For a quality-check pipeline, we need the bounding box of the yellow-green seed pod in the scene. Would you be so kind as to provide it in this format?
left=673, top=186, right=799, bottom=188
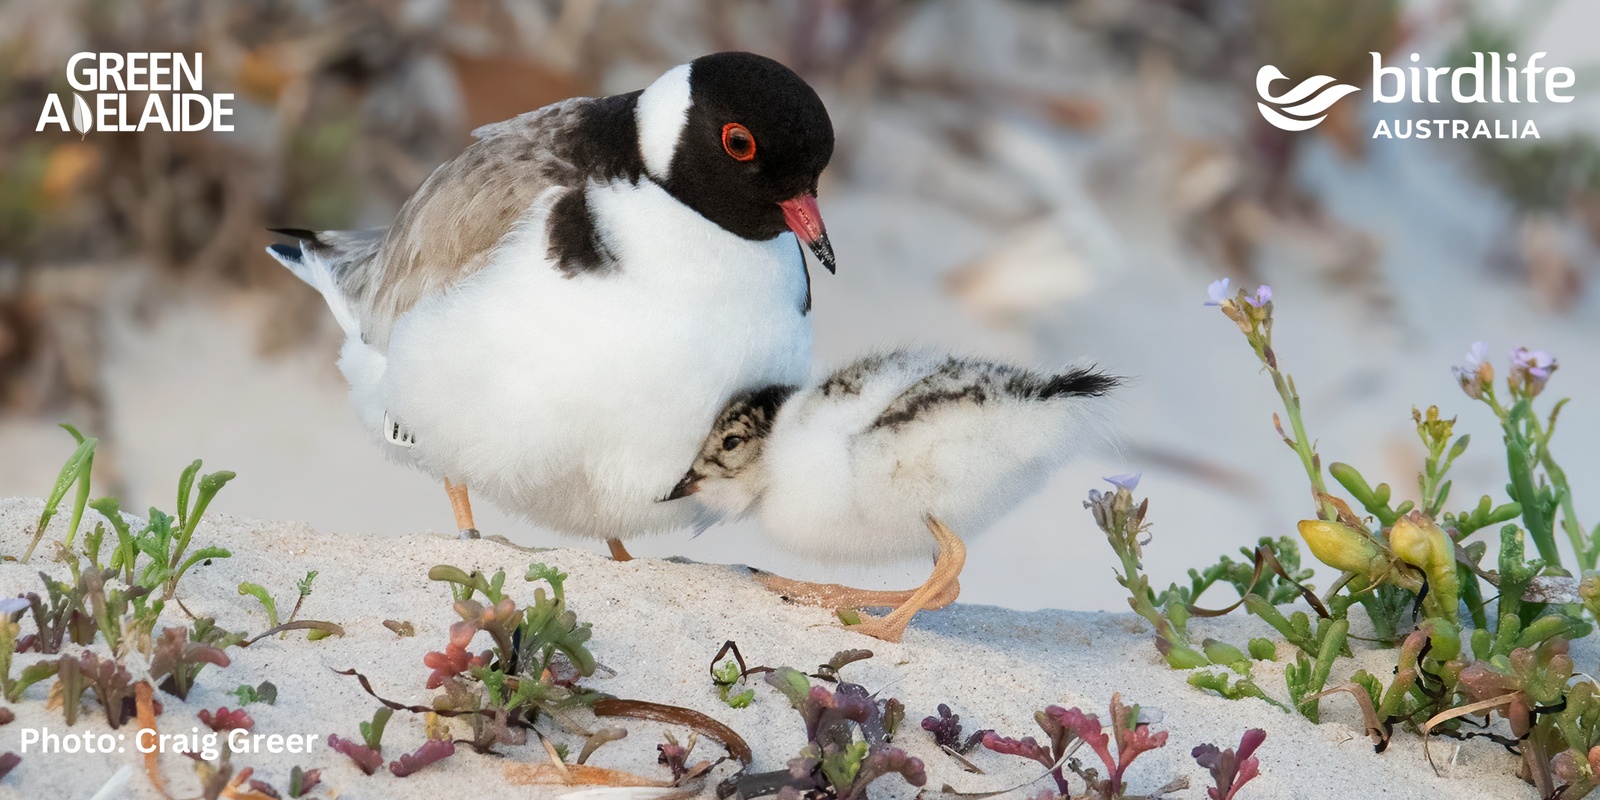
left=1155, top=637, right=1210, bottom=669
left=1579, top=573, right=1600, bottom=620
left=1422, top=617, right=1461, bottom=662
left=1390, top=513, right=1459, bottom=625
left=1202, top=638, right=1249, bottom=670
left=1389, top=514, right=1432, bottom=567
left=1297, top=520, right=1387, bottom=577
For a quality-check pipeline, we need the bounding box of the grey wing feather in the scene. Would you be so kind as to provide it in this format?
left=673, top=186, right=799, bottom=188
left=297, top=229, right=385, bottom=292
left=294, top=98, right=597, bottom=349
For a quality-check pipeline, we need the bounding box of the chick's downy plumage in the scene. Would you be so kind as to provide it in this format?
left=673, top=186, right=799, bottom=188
left=676, top=350, right=1119, bottom=563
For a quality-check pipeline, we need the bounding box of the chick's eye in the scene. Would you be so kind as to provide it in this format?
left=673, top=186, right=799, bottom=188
left=721, top=123, right=756, bottom=162
left=721, top=435, right=744, bottom=451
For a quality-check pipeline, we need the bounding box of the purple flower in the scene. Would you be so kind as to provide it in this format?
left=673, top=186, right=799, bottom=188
left=1204, top=278, right=1231, bottom=306
left=1243, top=285, right=1272, bottom=308
left=0, top=597, right=28, bottom=615
left=1105, top=473, right=1142, bottom=491
left=1512, top=347, right=1556, bottom=380
left=1509, top=346, right=1558, bottom=398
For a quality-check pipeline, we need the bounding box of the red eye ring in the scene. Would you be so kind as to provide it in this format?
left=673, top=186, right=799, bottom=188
left=721, top=123, right=756, bottom=161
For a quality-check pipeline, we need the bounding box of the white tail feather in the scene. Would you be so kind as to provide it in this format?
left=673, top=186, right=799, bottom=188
left=265, top=244, right=362, bottom=341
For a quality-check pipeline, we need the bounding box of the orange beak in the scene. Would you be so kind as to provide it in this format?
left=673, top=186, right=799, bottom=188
left=778, top=192, right=835, bottom=273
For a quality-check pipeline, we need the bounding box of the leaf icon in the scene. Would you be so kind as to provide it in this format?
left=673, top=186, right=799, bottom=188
left=72, top=93, right=91, bottom=138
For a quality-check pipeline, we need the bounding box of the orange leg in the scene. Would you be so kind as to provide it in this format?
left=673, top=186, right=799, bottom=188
left=607, top=538, right=633, bottom=562
left=445, top=478, right=480, bottom=539
left=843, top=517, right=966, bottom=643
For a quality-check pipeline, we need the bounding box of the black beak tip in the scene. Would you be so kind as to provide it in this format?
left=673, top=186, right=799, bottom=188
left=661, top=475, right=697, bottom=502
left=809, top=235, right=836, bottom=274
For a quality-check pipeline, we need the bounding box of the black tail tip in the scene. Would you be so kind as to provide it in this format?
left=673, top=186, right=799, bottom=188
left=268, top=227, right=321, bottom=242
left=267, top=243, right=302, bottom=262
left=1039, top=368, right=1121, bottom=399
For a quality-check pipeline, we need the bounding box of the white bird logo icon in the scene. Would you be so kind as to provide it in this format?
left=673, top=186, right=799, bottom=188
left=1255, top=66, right=1361, bottom=132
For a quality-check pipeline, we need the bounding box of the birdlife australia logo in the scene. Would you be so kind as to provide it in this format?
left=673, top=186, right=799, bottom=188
left=1256, top=52, right=1577, bottom=140
left=36, top=53, right=234, bottom=137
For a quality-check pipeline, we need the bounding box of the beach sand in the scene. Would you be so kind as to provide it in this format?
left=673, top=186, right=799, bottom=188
left=0, top=496, right=1579, bottom=799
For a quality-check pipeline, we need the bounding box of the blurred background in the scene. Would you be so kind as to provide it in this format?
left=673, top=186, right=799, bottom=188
left=1, top=0, right=1598, bottom=612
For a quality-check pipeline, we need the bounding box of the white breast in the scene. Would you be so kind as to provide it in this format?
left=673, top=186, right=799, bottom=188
left=377, top=179, right=812, bottom=539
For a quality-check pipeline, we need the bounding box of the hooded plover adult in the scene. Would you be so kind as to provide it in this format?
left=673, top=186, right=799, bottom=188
left=267, top=52, right=835, bottom=556
left=666, top=349, right=1118, bottom=641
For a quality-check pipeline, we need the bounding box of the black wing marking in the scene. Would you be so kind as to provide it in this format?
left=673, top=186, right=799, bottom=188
left=871, top=357, right=1119, bottom=430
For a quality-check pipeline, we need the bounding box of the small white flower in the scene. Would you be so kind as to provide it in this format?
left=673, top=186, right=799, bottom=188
left=1104, top=473, right=1142, bottom=491
left=1453, top=342, right=1492, bottom=400
left=1204, top=278, right=1231, bottom=306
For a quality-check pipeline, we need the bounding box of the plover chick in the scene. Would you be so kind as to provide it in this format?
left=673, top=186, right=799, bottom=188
left=266, top=53, right=835, bottom=555
left=666, top=349, right=1119, bottom=641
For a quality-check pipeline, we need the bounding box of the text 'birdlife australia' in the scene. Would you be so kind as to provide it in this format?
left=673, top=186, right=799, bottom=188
left=1256, top=52, right=1577, bottom=140
left=36, top=53, right=234, bottom=136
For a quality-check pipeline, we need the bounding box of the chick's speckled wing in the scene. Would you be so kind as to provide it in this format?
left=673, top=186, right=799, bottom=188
left=868, top=356, right=1118, bottom=432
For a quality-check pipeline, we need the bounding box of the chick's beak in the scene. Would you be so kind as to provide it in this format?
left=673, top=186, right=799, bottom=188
left=778, top=192, right=835, bottom=274
left=662, top=470, right=702, bottom=502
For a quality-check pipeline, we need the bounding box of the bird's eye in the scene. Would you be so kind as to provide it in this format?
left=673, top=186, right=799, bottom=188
left=721, top=123, right=756, bottom=162
left=721, top=435, right=744, bottom=451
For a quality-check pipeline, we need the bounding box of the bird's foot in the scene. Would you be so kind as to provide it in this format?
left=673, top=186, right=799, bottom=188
left=839, top=609, right=910, bottom=643
left=835, top=579, right=961, bottom=643
left=751, top=570, right=959, bottom=610
left=458, top=528, right=481, bottom=540
left=834, top=517, right=969, bottom=642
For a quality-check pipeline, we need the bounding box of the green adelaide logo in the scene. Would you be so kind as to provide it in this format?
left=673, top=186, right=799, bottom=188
left=36, top=52, right=235, bottom=135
